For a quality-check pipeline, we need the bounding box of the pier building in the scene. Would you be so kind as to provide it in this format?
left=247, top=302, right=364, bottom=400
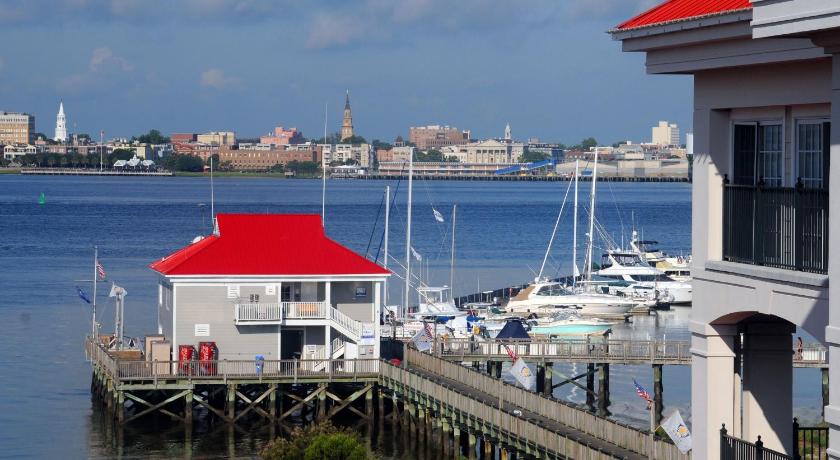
left=612, top=0, right=840, bottom=458
left=149, top=213, right=389, bottom=362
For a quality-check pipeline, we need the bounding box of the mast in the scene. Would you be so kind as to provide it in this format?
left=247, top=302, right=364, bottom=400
left=92, top=246, right=98, bottom=337
left=449, top=204, right=457, bottom=292
left=585, top=151, right=599, bottom=282
left=383, top=186, right=390, bottom=306
left=322, top=102, right=328, bottom=225
left=403, top=155, right=413, bottom=319
left=210, top=156, right=215, bottom=230
left=572, top=160, right=579, bottom=284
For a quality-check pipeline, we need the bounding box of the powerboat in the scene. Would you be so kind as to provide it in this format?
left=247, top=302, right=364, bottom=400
left=505, top=282, right=639, bottom=316
left=527, top=311, right=614, bottom=337
left=629, top=231, right=692, bottom=282
left=596, top=251, right=692, bottom=304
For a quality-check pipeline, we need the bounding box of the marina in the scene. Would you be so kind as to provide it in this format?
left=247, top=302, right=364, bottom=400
left=2, top=176, right=825, bottom=459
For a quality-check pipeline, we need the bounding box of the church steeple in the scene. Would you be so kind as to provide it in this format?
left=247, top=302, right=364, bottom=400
left=340, top=90, right=354, bottom=141
left=54, top=101, right=68, bottom=143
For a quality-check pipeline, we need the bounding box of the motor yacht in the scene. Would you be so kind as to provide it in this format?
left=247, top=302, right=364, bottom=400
left=596, top=251, right=692, bottom=304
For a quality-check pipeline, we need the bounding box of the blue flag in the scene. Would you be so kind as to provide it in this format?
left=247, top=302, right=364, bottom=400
left=77, top=286, right=91, bottom=304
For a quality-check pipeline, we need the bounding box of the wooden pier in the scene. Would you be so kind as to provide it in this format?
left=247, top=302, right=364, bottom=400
left=21, top=168, right=172, bottom=176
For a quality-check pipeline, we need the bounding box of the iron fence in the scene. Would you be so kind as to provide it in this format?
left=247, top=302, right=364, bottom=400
left=721, top=424, right=793, bottom=460
left=794, top=418, right=829, bottom=460
left=723, top=181, right=828, bottom=274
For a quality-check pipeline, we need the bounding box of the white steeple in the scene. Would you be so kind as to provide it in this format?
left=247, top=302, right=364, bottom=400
left=504, top=122, right=511, bottom=141
left=54, top=101, right=68, bottom=143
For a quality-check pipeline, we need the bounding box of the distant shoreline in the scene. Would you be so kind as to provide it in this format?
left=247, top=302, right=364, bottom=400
left=6, top=168, right=691, bottom=182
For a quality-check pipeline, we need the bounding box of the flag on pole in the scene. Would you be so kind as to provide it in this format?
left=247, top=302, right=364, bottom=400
left=661, top=410, right=692, bottom=453
left=410, top=246, right=422, bottom=261
left=633, top=379, right=652, bottom=403
left=109, top=283, right=126, bottom=297
left=96, top=260, right=106, bottom=280
left=432, top=208, right=444, bottom=223
left=509, top=357, right=536, bottom=390
left=76, top=286, right=91, bottom=304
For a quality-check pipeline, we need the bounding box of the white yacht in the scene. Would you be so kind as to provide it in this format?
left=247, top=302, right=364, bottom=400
left=505, top=282, right=639, bottom=316
left=596, top=251, right=692, bottom=304
left=629, top=231, right=692, bottom=282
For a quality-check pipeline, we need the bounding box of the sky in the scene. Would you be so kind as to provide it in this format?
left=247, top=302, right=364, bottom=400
left=0, top=0, right=693, bottom=145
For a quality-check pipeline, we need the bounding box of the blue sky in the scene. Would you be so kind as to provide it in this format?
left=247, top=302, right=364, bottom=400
left=0, top=0, right=692, bottom=144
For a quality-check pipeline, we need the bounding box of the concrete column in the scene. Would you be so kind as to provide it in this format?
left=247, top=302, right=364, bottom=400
left=742, top=321, right=795, bottom=454
left=374, top=281, right=381, bottom=359
left=690, top=322, right=738, bottom=460
left=826, top=50, right=840, bottom=460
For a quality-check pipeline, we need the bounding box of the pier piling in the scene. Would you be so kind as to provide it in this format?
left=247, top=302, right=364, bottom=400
left=653, top=364, right=663, bottom=425
left=823, top=367, right=830, bottom=419
left=543, top=362, right=553, bottom=397
left=597, top=363, right=610, bottom=417
left=586, top=363, right=595, bottom=411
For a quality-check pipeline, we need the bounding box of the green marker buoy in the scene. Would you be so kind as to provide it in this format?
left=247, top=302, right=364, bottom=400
left=38, top=192, right=46, bottom=205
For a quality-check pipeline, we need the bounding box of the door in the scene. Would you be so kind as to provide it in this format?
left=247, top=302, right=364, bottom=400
left=280, top=330, right=303, bottom=360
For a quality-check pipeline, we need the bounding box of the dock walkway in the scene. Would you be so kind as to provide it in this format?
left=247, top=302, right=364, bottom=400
left=381, top=348, right=689, bottom=459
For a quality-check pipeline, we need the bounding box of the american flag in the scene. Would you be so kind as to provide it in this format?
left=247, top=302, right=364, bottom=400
left=633, top=379, right=652, bottom=402
left=96, top=260, right=106, bottom=280
left=503, top=344, right=518, bottom=361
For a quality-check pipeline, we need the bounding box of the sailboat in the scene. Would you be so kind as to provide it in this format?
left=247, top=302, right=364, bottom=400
left=506, top=155, right=645, bottom=317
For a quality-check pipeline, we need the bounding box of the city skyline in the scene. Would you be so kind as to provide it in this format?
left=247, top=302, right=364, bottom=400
left=0, top=0, right=689, bottom=144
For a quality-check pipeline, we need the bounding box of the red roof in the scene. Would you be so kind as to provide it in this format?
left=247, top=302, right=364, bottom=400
left=616, top=0, right=751, bottom=31
left=150, top=214, right=390, bottom=277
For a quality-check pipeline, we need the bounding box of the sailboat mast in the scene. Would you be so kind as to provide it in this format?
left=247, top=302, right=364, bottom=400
left=403, top=155, right=413, bottom=319
left=449, top=204, right=456, bottom=292
left=210, top=156, right=215, bottom=229
left=322, top=102, right=327, bottom=226
left=383, top=186, right=390, bottom=306
left=92, top=246, right=98, bottom=337
left=573, top=160, right=579, bottom=284
left=585, top=151, right=599, bottom=282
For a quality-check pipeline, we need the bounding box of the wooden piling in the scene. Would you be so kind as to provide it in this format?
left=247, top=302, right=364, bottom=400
left=586, top=363, right=595, bottom=411
left=543, top=362, right=553, bottom=397
left=597, top=363, right=610, bottom=417
left=823, top=367, right=830, bottom=419
left=226, top=384, right=236, bottom=421
left=184, top=389, right=193, bottom=426
left=653, top=364, right=663, bottom=426
left=468, top=431, right=477, bottom=460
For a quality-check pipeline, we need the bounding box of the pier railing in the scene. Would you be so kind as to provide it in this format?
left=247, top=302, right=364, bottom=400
left=86, top=337, right=379, bottom=383
left=432, top=337, right=692, bottom=364
left=404, top=348, right=688, bottom=459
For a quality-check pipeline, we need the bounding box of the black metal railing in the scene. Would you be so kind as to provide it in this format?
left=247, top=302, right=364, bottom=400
left=721, top=424, right=793, bottom=460
left=793, top=418, right=829, bottom=460
left=723, top=179, right=828, bottom=274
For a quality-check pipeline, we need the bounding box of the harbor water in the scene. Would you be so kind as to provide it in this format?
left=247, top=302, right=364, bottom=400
left=0, top=175, right=824, bottom=458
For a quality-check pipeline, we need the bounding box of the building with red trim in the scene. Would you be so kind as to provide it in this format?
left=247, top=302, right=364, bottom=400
left=612, top=1, right=839, bottom=458
left=150, top=214, right=390, bottom=363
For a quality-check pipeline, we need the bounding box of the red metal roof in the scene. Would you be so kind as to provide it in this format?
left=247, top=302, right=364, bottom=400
left=149, top=214, right=390, bottom=277
left=616, top=0, right=751, bottom=31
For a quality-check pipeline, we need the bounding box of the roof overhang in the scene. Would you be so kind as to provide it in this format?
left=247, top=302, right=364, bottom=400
left=751, top=0, right=840, bottom=39
left=160, top=273, right=390, bottom=284
left=610, top=10, right=753, bottom=42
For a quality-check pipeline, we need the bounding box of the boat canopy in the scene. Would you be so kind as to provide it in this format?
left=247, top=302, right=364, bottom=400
left=495, top=320, right=530, bottom=340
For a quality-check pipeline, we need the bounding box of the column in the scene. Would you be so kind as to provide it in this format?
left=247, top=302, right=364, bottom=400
left=827, top=49, right=840, bottom=460
left=690, top=322, right=738, bottom=460
left=742, top=321, right=795, bottom=454
left=374, top=281, right=381, bottom=359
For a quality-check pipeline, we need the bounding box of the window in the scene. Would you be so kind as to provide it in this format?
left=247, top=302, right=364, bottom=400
left=733, top=122, right=783, bottom=186
left=796, top=120, right=830, bottom=189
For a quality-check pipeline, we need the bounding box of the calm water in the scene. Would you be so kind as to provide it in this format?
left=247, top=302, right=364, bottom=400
left=0, top=175, right=823, bottom=459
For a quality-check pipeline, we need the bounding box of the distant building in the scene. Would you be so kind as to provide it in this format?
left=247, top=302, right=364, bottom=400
left=196, top=131, right=236, bottom=146
left=409, top=125, right=470, bottom=151
left=375, top=146, right=414, bottom=163
left=3, top=143, right=39, bottom=160
left=219, top=144, right=321, bottom=171
left=321, top=143, right=372, bottom=168
left=651, top=121, right=680, bottom=146
left=526, top=141, right=564, bottom=163
left=260, top=126, right=303, bottom=146
left=441, top=139, right=524, bottom=164
left=171, top=133, right=197, bottom=144
left=0, top=112, right=35, bottom=145
left=173, top=142, right=218, bottom=161
left=340, top=91, right=354, bottom=141
left=54, top=102, right=68, bottom=143
left=378, top=161, right=521, bottom=176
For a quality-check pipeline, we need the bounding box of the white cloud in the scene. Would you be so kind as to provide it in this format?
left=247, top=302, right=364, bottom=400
left=305, top=13, right=375, bottom=49
left=89, top=47, right=134, bottom=72
left=200, top=68, right=240, bottom=89
left=58, top=46, right=134, bottom=91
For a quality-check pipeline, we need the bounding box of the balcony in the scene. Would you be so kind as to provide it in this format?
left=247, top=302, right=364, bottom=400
left=723, top=182, right=828, bottom=274
left=234, top=301, right=327, bottom=324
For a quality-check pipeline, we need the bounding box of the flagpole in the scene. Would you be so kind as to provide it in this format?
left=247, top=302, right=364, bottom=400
left=92, top=246, right=97, bottom=338
left=403, top=155, right=413, bottom=320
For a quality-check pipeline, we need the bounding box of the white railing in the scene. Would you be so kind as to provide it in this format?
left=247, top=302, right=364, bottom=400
left=234, top=303, right=283, bottom=323
left=331, top=337, right=347, bottom=358
left=283, top=301, right=328, bottom=319
left=329, top=307, right=363, bottom=341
